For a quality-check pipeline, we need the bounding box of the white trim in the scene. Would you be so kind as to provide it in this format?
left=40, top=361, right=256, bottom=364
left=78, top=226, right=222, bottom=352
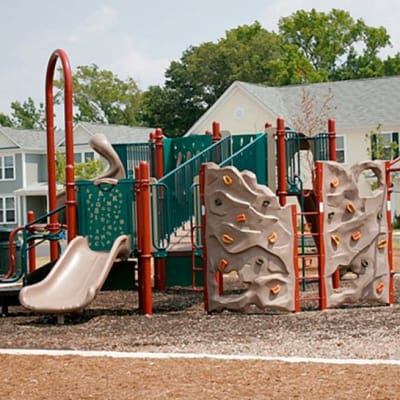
left=0, top=349, right=400, bottom=366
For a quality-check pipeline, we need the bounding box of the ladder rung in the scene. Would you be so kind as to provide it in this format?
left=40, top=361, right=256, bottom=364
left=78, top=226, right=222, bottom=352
left=299, top=276, right=320, bottom=281
left=300, top=296, right=321, bottom=302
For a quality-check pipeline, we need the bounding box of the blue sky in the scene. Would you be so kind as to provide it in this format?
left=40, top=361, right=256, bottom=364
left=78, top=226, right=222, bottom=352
left=1, top=0, right=400, bottom=117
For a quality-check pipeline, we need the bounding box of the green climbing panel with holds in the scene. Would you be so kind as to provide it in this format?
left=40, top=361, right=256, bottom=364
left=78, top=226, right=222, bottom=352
left=76, top=179, right=136, bottom=251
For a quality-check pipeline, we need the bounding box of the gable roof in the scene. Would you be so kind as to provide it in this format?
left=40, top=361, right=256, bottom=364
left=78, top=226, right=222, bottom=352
left=0, top=127, right=64, bottom=151
left=188, top=76, right=400, bottom=134
left=0, top=122, right=154, bottom=151
left=71, top=122, right=153, bottom=145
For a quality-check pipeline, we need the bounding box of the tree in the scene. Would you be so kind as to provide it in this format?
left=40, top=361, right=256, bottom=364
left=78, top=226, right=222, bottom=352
left=279, top=9, right=391, bottom=81
left=140, top=22, right=319, bottom=136
left=55, top=150, right=105, bottom=183
left=1, top=97, right=46, bottom=129
left=55, top=64, right=142, bottom=126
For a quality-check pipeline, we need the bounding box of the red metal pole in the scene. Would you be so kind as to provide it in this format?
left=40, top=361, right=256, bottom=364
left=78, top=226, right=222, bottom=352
left=276, top=117, right=287, bottom=206
left=139, top=161, right=153, bottom=315
left=27, top=211, right=36, bottom=273
left=315, top=162, right=327, bottom=310
left=45, top=49, right=76, bottom=261
left=212, top=121, right=221, bottom=143
left=292, top=204, right=300, bottom=312
left=328, top=118, right=337, bottom=161
left=154, top=128, right=166, bottom=290
left=135, top=165, right=144, bottom=311
left=386, top=161, right=395, bottom=305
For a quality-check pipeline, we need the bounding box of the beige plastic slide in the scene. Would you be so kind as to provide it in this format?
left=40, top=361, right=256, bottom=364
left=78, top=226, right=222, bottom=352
left=19, top=235, right=130, bottom=314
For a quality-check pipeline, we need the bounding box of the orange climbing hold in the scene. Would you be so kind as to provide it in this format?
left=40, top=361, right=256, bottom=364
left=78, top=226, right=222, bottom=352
left=376, top=282, right=385, bottom=294
left=268, top=231, right=278, bottom=244
left=377, top=239, right=387, bottom=249
left=351, top=231, right=362, bottom=241
left=219, top=259, right=229, bottom=271
left=346, top=202, right=356, bottom=213
left=270, top=284, right=281, bottom=295
left=222, top=233, right=234, bottom=244
left=331, top=235, right=340, bottom=246
left=236, top=213, right=247, bottom=223
left=222, top=175, right=233, bottom=186
left=330, top=178, right=339, bottom=188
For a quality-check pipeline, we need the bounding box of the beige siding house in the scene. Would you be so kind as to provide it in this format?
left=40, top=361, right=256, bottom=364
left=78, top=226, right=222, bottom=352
left=186, top=77, right=400, bottom=215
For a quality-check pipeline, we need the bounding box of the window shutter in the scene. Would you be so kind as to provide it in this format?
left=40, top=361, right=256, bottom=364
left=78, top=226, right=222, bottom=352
left=393, top=132, right=399, bottom=158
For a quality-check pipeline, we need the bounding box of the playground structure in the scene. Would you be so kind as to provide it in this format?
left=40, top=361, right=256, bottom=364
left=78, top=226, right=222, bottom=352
left=0, top=48, right=397, bottom=318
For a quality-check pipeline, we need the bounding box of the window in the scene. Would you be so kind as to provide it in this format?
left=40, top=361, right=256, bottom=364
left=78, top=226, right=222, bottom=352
left=335, top=135, right=346, bottom=163
left=74, top=151, right=95, bottom=164
left=0, top=196, right=16, bottom=224
left=371, top=132, right=399, bottom=160
left=0, top=155, right=15, bottom=180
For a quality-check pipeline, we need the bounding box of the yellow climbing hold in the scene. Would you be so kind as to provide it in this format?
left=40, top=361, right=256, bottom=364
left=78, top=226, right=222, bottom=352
left=219, top=259, right=229, bottom=271
left=377, top=239, right=387, bottom=249
left=351, top=231, right=362, bottom=241
left=222, top=175, right=233, bottom=186
left=376, top=282, right=385, bottom=294
left=222, top=233, right=234, bottom=244
left=268, top=231, right=278, bottom=244
left=330, top=178, right=339, bottom=188
left=236, top=213, right=247, bottom=223
left=346, top=202, right=356, bottom=213
left=331, top=235, right=341, bottom=246
left=270, top=284, right=281, bottom=295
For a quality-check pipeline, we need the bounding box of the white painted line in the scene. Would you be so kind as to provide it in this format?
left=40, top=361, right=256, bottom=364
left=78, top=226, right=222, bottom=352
left=1, top=348, right=400, bottom=366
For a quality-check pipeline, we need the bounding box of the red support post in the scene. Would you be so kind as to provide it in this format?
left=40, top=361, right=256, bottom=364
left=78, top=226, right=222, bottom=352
left=212, top=121, right=221, bottom=143
left=45, top=49, right=76, bottom=261
left=276, top=117, right=287, bottom=206
left=153, top=128, right=166, bottom=290
left=315, top=162, right=327, bottom=310
left=328, top=118, right=337, bottom=161
left=27, top=211, right=36, bottom=273
left=138, top=161, right=153, bottom=315
left=386, top=161, right=395, bottom=305
left=135, top=166, right=144, bottom=311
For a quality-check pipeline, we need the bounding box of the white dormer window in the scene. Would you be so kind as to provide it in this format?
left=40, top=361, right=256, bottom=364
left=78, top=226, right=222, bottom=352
left=0, top=155, right=15, bottom=181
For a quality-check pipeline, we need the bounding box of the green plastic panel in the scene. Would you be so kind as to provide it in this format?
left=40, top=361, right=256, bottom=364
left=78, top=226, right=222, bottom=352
left=76, top=179, right=136, bottom=251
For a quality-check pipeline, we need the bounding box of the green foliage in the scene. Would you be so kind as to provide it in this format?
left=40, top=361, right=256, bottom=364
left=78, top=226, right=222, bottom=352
left=279, top=9, right=391, bottom=81
left=55, top=64, right=142, bottom=126
left=56, top=150, right=105, bottom=183
left=365, top=124, right=398, bottom=160
left=1, top=97, right=46, bottom=129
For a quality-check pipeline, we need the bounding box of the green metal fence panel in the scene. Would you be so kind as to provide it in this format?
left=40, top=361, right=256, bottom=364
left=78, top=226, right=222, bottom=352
left=231, top=134, right=262, bottom=153
left=76, top=179, right=136, bottom=251
left=220, top=134, right=267, bottom=184
left=113, top=143, right=155, bottom=178
left=163, top=135, right=213, bottom=173
left=285, top=130, right=330, bottom=193
left=152, top=136, right=231, bottom=253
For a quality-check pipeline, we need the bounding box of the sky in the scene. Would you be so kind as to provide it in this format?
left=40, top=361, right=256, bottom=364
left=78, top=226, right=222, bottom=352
left=2, top=0, right=400, bottom=119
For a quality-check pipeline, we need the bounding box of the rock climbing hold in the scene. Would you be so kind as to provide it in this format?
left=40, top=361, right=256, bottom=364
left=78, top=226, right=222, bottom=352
left=222, top=233, right=234, bottom=244
left=222, top=175, right=233, bottom=186
left=377, top=211, right=383, bottom=220
left=268, top=231, right=278, bottom=244
left=331, top=235, right=340, bottom=246
left=255, top=258, right=264, bottom=266
left=270, top=284, right=281, bottom=295
left=330, top=178, right=339, bottom=188
left=219, top=259, right=229, bottom=271
left=346, top=202, right=356, bottom=213
left=377, top=239, right=387, bottom=249
left=236, top=213, right=247, bottom=223
left=351, top=231, right=361, bottom=241
left=328, top=211, right=335, bottom=220
left=262, top=199, right=270, bottom=207
left=361, top=259, right=369, bottom=268
left=214, top=198, right=223, bottom=206
left=376, top=282, right=385, bottom=294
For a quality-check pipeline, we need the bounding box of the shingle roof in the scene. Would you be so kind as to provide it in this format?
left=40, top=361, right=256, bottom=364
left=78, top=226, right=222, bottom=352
left=238, top=76, right=400, bottom=128
left=0, top=127, right=64, bottom=151
left=74, top=122, right=153, bottom=144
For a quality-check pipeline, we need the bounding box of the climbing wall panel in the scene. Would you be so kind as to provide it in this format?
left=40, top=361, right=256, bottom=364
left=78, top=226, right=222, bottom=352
left=320, top=160, right=390, bottom=307
left=203, top=163, right=297, bottom=312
